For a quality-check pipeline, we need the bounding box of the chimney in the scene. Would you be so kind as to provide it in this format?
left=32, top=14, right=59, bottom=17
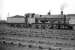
left=61, top=10, right=63, bottom=15
left=48, top=10, right=51, bottom=16
left=60, top=4, right=64, bottom=15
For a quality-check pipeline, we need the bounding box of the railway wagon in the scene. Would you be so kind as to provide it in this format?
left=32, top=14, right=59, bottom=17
left=7, top=15, right=27, bottom=28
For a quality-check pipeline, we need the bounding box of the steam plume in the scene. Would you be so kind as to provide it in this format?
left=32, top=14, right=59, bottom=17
left=60, top=3, right=67, bottom=11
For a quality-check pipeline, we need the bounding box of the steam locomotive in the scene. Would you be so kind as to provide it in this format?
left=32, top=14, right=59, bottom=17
left=6, top=11, right=73, bottom=30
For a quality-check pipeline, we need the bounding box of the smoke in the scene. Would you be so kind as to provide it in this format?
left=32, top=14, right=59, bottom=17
left=60, top=3, right=67, bottom=11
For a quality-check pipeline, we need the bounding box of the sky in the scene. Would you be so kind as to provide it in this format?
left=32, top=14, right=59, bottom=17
left=0, top=0, right=75, bottom=20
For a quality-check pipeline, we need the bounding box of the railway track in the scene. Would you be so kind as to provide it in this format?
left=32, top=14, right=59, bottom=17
left=0, top=25, right=75, bottom=50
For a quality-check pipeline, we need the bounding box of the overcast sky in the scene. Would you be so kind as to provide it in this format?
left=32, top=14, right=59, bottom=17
left=0, top=0, right=75, bottom=20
